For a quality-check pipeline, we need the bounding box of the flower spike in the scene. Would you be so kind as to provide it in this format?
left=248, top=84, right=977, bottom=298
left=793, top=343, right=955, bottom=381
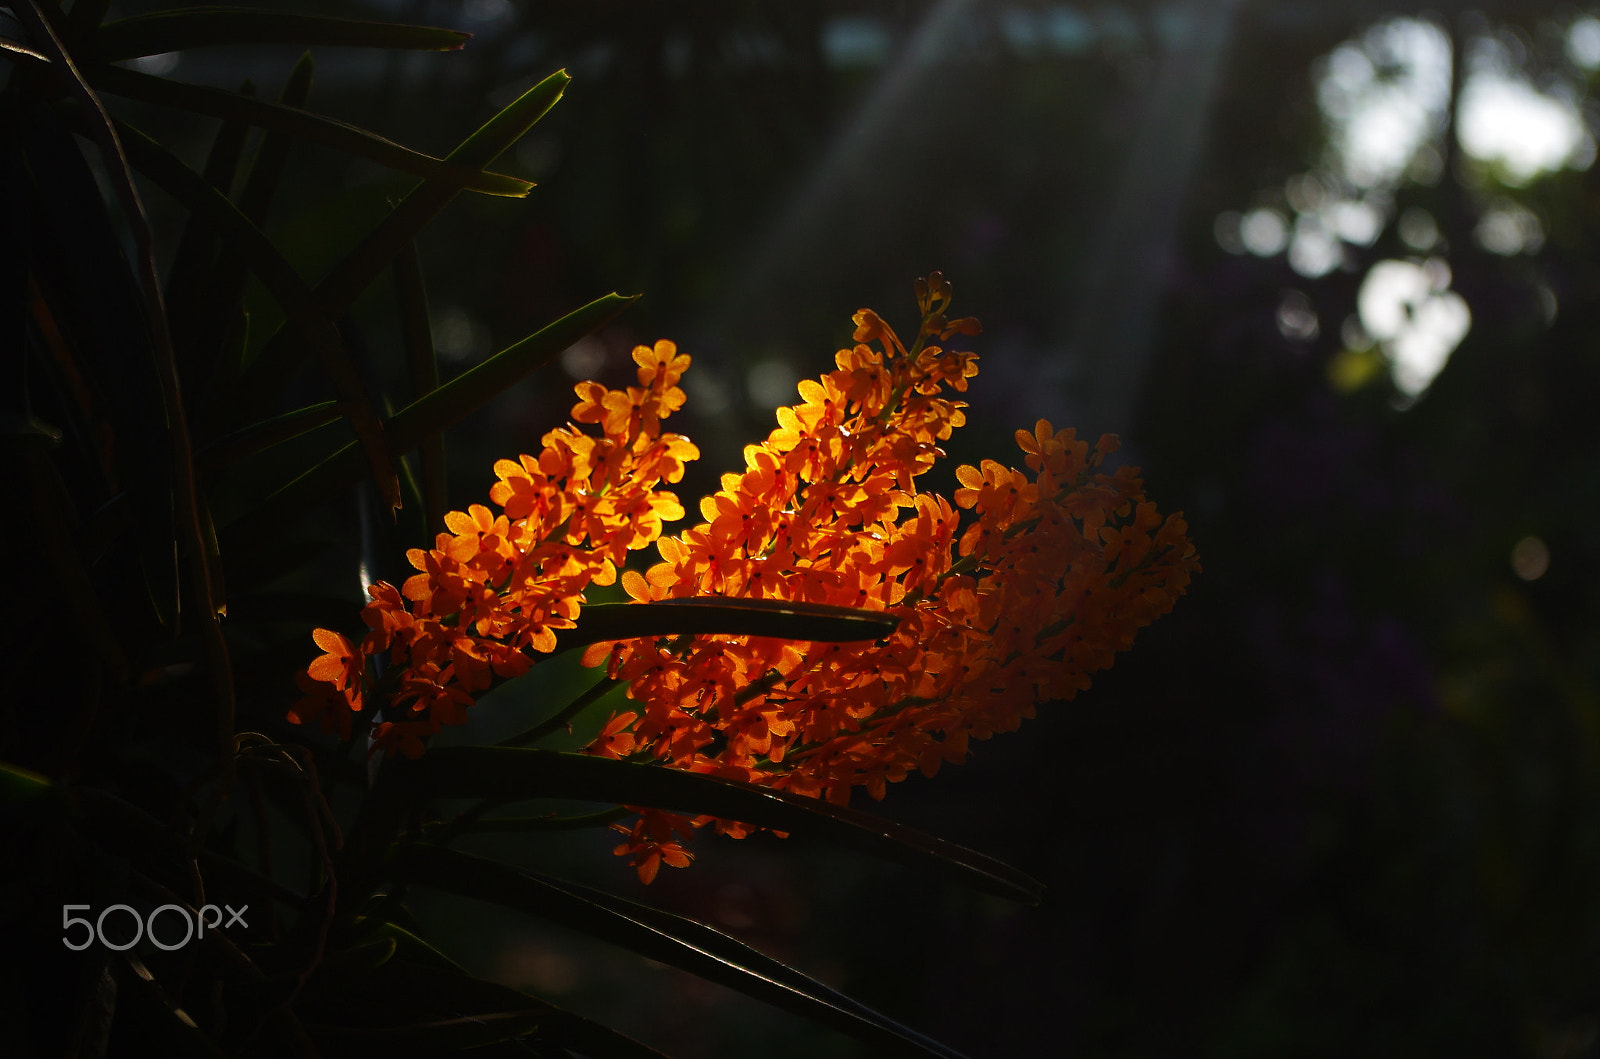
left=292, top=278, right=1196, bottom=884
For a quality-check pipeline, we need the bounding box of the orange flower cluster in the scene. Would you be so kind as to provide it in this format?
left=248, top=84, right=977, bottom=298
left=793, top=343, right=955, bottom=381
left=290, top=275, right=1197, bottom=885
left=580, top=274, right=1199, bottom=882
left=290, top=340, right=699, bottom=757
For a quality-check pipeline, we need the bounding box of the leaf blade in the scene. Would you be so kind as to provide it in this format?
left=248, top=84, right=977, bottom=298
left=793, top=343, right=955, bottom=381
left=85, top=7, right=472, bottom=61
left=230, top=68, right=569, bottom=420
left=87, top=65, right=532, bottom=197
left=386, top=290, right=635, bottom=453
left=196, top=400, right=341, bottom=472
left=312, top=67, right=570, bottom=314
left=384, top=747, right=1043, bottom=904
left=556, top=598, right=900, bottom=649
left=114, top=120, right=402, bottom=515
left=219, top=291, right=633, bottom=533
left=400, top=845, right=972, bottom=1059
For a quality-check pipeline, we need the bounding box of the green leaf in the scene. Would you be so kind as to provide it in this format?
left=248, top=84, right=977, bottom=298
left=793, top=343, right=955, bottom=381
left=219, top=292, right=633, bottom=533
left=85, top=7, right=471, bottom=61
left=0, top=414, right=63, bottom=443
left=314, top=66, right=570, bottom=310
left=0, top=761, right=55, bottom=803
left=439, top=68, right=571, bottom=169
left=556, top=598, right=900, bottom=649
left=313, top=937, right=397, bottom=978
left=231, top=68, right=568, bottom=416
left=196, top=400, right=340, bottom=471
left=386, top=291, right=634, bottom=453
left=113, top=120, right=402, bottom=515
left=379, top=747, right=1043, bottom=904
left=459, top=806, right=631, bottom=834
left=86, top=65, right=532, bottom=197
left=348, top=918, right=460, bottom=971
left=239, top=51, right=313, bottom=228
left=18, top=101, right=178, bottom=632
left=166, top=80, right=254, bottom=396
left=393, top=240, right=446, bottom=534
left=202, top=52, right=312, bottom=406
left=400, top=845, right=972, bottom=1059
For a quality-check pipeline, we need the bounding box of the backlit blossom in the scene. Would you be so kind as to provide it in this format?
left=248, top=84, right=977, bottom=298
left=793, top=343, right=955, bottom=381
left=291, top=276, right=1196, bottom=884
left=585, top=274, right=1198, bottom=879
left=291, top=340, right=699, bottom=758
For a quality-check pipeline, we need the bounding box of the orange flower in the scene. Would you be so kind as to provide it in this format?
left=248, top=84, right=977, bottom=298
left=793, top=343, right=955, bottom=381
left=587, top=711, right=640, bottom=759
left=305, top=629, right=363, bottom=707
left=582, top=273, right=1198, bottom=881
left=293, top=342, right=701, bottom=755
left=288, top=669, right=356, bottom=740
left=611, top=808, right=696, bottom=884
left=291, top=273, right=1196, bottom=888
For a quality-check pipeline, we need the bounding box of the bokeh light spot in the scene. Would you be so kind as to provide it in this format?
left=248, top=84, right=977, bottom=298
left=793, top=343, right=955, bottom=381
left=1288, top=214, right=1343, bottom=277
left=1240, top=208, right=1289, bottom=256
left=1214, top=210, right=1246, bottom=254
left=1511, top=535, right=1550, bottom=581
left=686, top=369, right=732, bottom=417
left=1315, top=18, right=1453, bottom=190
left=1458, top=72, right=1592, bottom=184
left=1357, top=259, right=1471, bottom=397
left=1398, top=207, right=1439, bottom=251
left=560, top=337, right=606, bottom=379
left=1474, top=199, right=1545, bottom=255
left=1568, top=16, right=1600, bottom=69
left=436, top=306, right=490, bottom=363
left=1277, top=290, right=1320, bottom=343
left=1328, top=347, right=1384, bottom=393
left=823, top=16, right=892, bottom=67
left=747, top=359, right=800, bottom=410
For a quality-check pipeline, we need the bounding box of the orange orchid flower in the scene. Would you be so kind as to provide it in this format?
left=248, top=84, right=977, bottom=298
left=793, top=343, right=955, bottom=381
left=291, top=274, right=1197, bottom=886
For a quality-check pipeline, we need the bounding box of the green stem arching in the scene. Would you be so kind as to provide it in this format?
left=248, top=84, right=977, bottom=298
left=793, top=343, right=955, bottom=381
left=497, top=673, right=623, bottom=748
left=457, top=806, right=632, bottom=834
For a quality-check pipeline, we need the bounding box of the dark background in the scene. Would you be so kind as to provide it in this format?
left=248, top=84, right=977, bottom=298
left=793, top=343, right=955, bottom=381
left=110, top=1, right=1600, bottom=1055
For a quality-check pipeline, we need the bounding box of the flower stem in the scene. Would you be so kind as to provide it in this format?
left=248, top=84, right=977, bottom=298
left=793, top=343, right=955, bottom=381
left=497, top=673, right=622, bottom=747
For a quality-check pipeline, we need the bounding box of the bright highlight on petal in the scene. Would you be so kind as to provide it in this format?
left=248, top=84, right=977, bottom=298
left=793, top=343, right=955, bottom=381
left=292, top=338, right=701, bottom=758
left=583, top=273, right=1198, bottom=880
left=292, top=274, right=1197, bottom=881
